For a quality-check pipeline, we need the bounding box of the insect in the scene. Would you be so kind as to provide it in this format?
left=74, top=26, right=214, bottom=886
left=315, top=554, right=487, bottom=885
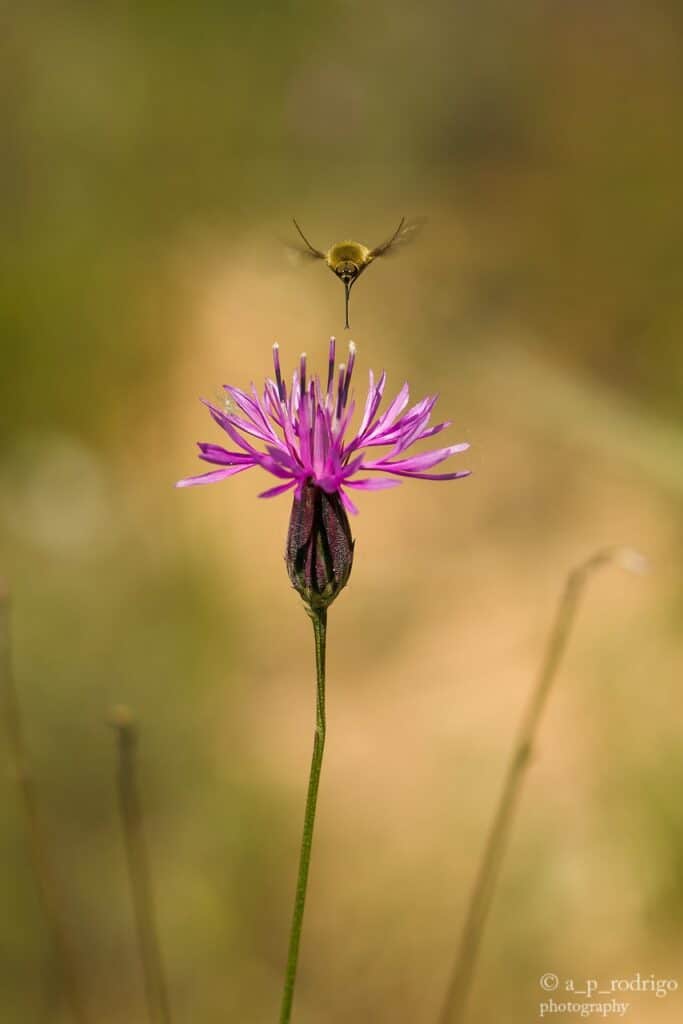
left=291, top=217, right=425, bottom=329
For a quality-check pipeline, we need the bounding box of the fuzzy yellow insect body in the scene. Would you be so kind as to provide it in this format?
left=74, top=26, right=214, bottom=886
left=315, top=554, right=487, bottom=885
left=291, top=218, right=424, bottom=329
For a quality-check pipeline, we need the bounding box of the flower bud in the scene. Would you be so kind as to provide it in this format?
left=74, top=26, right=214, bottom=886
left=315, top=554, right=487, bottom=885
left=286, top=483, right=354, bottom=611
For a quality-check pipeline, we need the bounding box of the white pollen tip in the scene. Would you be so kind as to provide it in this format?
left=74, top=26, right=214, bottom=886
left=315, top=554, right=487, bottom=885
left=273, top=342, right=279, bottom=350
left=338, top=363, right=346, bottom=372
left=348, top=341, right=356, bottom=353
left=300, top=352, right=307, bottom=359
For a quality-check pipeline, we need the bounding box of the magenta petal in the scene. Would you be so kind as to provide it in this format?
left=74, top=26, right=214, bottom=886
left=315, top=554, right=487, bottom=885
left=253, top=453, right=295, bottom=480
left=264, top=445, right=298, bottom=469
left=339, top=488, right=359, bottom=515
left=415, top=420, right=451, bottom=441
left=383, top=469, right=472, bottom=481
left=366, top=381, right=410, bottom=438
left=197, top=443, right=254, bottom=465
left=298, top=397, right=312, bottom=467
left=258, top=479, right=297, bottom=499
left=221, top=410, right=275, bottom=444
left=382, top=410, right=435, bottom=455
left=357, top=369, right=386, bottom=437
left=383, top=396, right=437, bottom=440
left=225, top=384, right=275, bottom=438
left=344, top=477, right=402, bottom=490
left=176, top=464, right=254, bottom=488
left=202, top=400, right=260, bottom=454
left=372, top=442, right=470, bottom=473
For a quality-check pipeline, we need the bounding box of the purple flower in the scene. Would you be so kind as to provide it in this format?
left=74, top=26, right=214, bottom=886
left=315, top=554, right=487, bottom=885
left=177, top=339, right=470, bottom=515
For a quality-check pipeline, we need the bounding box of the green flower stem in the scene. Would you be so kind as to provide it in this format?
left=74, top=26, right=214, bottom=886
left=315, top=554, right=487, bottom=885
left=279, top=606, right=328, bottom=1024
left=438, top=547, right=645, bottom=1024
left=0, top=586, right=91, bottom=1024
left=110, top=707, right=173, bottom=1024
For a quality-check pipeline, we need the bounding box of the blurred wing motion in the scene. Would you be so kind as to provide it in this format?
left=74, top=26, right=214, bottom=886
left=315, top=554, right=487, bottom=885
left=290, top=218, right=326, bottom=260
left=369, top=216, right=427, bottom=259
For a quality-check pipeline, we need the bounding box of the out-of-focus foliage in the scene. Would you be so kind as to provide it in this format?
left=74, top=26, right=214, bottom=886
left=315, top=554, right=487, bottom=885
left=1, top=2, right=682, bottom=1022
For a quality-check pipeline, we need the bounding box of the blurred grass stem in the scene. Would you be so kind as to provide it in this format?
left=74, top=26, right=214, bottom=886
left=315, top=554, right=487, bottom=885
left=438, top=547, right=645, bottom=1024
left=111, top=708, right=172, bottom=1024
left=0, top=587, right=91, bottom=1024
left=279, top=607, right=327, bottom=1024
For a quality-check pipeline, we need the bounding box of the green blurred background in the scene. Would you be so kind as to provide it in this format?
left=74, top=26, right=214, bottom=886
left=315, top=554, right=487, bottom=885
left=1, top=2, right=682, bottom=1022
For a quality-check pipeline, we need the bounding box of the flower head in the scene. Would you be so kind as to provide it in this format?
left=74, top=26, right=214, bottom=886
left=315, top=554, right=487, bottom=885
left=177, top=339, right=470, bottom=515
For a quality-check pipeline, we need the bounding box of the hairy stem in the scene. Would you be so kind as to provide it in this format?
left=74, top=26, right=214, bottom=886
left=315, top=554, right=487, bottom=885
left=0, top=586, right=91, bottom=1024
left=279, top=607, right=328, bottom=1024
left=110, top=707, right=172, bottom=1024
left=438, top=547, right=645, bottom=1024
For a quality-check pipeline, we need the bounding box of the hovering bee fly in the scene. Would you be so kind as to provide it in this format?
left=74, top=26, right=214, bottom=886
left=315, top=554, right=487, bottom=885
left=291, top=217, right=425, bottom=329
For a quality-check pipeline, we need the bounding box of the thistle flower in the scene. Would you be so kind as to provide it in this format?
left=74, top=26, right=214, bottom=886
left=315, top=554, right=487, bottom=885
left=176, top=337, right=470, bottom=514
left=176, top=339, right=471, bottom=1023
left=178, top=339, right=470, bottom=609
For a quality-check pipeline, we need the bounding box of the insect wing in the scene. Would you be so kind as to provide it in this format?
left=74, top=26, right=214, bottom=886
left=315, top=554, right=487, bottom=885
left=369, top=216, right=427, bottom=259
left=285, top=242, right=323, bottom=266
left=291, top=218, right=326, bottom=259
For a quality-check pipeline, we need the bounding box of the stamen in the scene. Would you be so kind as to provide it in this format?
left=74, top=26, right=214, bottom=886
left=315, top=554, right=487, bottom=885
left=341, top=340, right=356, bottom=409
left=336, top=363, right=346, bottom=419
left=299, top=352, right=307, bottom=398
left=327, top=337, right=336, bottom=398
left=314, top=374, right=325, bottom=412
left=272, top=342, right=285, bottom=401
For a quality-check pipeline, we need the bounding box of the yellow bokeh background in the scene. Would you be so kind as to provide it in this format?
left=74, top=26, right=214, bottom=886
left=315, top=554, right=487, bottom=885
left=1, top=3, right=682, bottom=1022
